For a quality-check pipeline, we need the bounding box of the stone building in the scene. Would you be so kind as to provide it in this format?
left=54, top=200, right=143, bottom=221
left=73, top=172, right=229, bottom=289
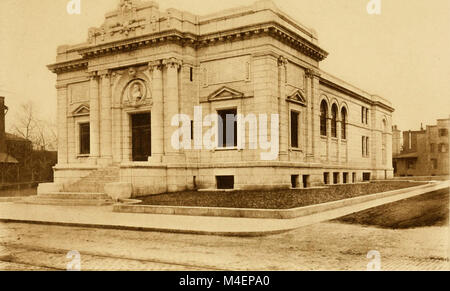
left=42, top=0, right=394, bottom=199
left=393, top=118, right=449, bottom=177
left=0, top=97, right=19, bottom=184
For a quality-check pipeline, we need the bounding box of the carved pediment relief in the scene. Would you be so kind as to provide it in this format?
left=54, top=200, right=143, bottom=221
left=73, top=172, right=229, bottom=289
left=287, top=89, right=307, bottom=106
left=72, top=104, right=90, bottom=117
left=207, top=86, right=245, bottom=102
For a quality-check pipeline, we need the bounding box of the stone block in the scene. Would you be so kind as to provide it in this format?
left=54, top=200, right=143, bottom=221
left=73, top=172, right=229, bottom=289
left=104, top=182, right=133, bottom=201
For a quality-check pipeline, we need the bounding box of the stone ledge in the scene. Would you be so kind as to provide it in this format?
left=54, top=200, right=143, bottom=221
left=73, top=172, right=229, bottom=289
left=113, top=182, right=442, bottom=219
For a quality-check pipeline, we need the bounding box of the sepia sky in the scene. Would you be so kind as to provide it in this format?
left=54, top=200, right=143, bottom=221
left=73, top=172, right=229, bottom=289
left=0, top=0, right=449, bottom=132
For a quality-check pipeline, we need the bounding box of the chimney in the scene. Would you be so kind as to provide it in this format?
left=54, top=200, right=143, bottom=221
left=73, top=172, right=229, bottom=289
left=0, top=96, right=6, bottom=153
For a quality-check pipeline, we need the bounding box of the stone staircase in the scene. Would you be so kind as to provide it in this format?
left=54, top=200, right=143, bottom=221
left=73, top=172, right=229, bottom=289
left=62, top=167, right=120, bottom=193
left=22, top=167, right=120, bottom=206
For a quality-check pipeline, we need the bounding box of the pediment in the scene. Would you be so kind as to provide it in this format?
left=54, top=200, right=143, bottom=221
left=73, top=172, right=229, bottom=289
left=208, top=86, right=245, bottom=102
left=72, top=104, right=90, bottom=116
left=287, top=89, right=307, bottom=106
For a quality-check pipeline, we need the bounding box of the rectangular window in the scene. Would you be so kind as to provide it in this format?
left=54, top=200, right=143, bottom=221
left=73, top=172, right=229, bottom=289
left=343, top=173, right=348, bottom=184
left=302, top=175, right=310, bottom=189
left=333, top=172, right=339, bottom=184
left=439, top=129, right=448, bottom=137
left=363, top=173, right=371, bottom=182
left=362, top=107, right=369, bottom=124
left=323, top=172, right=330, bottom=185
left=291, top=175, right=299, bottom=189
left=366, top=137, right=370, bottom=157
left=430, top=143, right=436, bottom=153
left=352, top=173, right=356, bottom=183
left=216, top=176, right=235, bottom=190
left=79, top=123, right=90, bottom=155
left=290, top=111, right=299, bottom=148
left=362, top=136, right=366, bottom=156
left=218, top=109, right=237, bottom=148
left=190, top=67, right=193, bottom=82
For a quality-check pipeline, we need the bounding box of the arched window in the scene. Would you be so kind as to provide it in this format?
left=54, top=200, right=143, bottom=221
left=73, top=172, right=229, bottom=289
left=331, top=104, right=338, bottom=138
left=341, top=107, right=347, bottom=140
left=320, top=100, right=328, bottom=136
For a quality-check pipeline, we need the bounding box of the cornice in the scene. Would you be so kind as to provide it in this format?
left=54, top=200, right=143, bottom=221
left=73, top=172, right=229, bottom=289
left=319, top=77, right=395, bottom=113
left=48, top=22, right=328, bottom=74
left=48, top=59, right=88, bottom=74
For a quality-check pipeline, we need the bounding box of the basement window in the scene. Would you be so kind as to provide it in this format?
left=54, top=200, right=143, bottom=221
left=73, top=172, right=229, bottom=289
left=323, top=172, right=330, bottom=185
left=363, top=173, right=371, bottom=182
left=217, top=176, right=234, bottom=190
left=291, top=175, right=299, bottom=189
left=302, top=175, right=310, bottom=188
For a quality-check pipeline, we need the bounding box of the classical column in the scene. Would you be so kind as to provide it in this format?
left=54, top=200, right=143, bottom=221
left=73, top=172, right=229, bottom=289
left=278, top=56, right=288, bottom=161
left=89, top=73, right=100, bottom=163
left=56, top=85, right=68, bottom=165
left=162, top=57, right=182, bottom=162
left=305, top=69, right=313, bottom=161
left=337, top=118, right=342, bottom=164
left=149, top=60, right=164, bottom=163
left=99, top=70, right=112, bottom=165
left=307, top=68, right=321, bottom=163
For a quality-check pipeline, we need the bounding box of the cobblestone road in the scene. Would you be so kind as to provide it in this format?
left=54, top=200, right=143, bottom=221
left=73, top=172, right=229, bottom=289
left=0, top=220, right=447, bottom=271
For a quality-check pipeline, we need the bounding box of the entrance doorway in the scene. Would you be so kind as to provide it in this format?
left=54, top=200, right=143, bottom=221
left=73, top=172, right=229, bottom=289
left=131, top=113, right=151, bottom=162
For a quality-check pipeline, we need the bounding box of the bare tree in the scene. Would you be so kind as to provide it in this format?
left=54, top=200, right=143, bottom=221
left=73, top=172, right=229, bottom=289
left=10, top=101, right=57, bottom=151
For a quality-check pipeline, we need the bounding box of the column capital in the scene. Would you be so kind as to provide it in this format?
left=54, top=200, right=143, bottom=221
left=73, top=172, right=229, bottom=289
left=88, top=71, right=99, bottom=81
left=148, top=60, right=163, bottom=71
left=98, top=69, right=112, bottom=79
left=162, top=57, right=183, bottom=70
left=305, top=67, right=321, bottom=78
left=277, top=56, right=288, bottom=67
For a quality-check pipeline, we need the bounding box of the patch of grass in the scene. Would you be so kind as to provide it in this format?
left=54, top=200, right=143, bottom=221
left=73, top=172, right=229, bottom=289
left=138, top=181, right=426, bottom=210
left=335, top=189, right=449, bottom=229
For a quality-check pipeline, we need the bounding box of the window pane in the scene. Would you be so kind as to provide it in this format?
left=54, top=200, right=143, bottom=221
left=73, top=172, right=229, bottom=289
left=341, top=109, right=347, bottom=139
left=80, top=123, right=90, bottom=155
left=218, top=109, right=237, bottom=148
left=320, top=101, right=328, bottom=136
left=291, top=111, right=299, bottom=148
left=331, top=105, right=337, bottom=138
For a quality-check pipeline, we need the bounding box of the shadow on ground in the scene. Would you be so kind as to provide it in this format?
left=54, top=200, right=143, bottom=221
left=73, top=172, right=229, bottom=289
left=334, top=189, right=449, bottom=229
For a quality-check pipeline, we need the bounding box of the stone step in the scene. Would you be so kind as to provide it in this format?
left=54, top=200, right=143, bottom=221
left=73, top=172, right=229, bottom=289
left=38, top=192, right=110, bottom=200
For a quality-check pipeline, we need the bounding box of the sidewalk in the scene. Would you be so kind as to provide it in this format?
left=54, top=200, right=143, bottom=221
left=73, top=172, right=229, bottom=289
left=0, top=181, right=448, bottom=236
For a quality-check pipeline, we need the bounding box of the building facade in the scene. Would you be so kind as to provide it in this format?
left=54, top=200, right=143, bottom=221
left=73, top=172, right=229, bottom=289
left=43, top=0, right=394, bottom=198
left=393, top=118, right=449, bottom=177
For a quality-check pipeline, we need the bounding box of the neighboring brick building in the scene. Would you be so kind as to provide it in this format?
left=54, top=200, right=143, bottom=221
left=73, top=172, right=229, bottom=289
left=42, top=0, right=394, bottom=198
left=393, top=118, right=449, bottom=177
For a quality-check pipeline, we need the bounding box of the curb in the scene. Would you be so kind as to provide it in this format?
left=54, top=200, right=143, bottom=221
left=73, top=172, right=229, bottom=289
left=113, top=182, right=445, bottom=219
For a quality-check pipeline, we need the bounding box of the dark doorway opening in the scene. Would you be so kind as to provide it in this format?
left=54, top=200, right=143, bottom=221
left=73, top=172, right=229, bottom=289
left=131, top=113, right=151, bottom=162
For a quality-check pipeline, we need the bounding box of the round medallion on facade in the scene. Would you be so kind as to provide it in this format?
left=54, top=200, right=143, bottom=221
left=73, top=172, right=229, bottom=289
left=126, top=79, right=148, bottom=107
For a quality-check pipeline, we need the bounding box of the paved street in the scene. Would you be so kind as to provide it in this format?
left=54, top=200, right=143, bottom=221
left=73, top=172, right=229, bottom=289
left=0, top=220, right=448, bottom=271
left=0, top=188, right=448, bottom=271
